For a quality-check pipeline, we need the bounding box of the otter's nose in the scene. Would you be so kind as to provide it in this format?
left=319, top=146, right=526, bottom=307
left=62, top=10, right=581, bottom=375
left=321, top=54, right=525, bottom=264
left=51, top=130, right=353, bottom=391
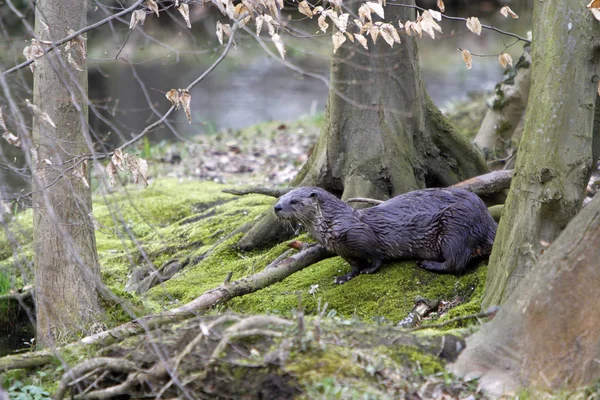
left=274, top=204, right=282, bottom=213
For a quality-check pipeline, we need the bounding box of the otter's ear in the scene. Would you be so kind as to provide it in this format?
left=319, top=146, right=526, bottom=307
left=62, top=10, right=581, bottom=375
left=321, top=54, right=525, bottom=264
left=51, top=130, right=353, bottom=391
left=309, top=191, right=318, bottom=199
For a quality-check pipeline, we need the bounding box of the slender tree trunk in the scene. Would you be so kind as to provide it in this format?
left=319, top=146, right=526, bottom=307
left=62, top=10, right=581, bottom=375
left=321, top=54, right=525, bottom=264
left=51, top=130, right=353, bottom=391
left=32, top=0, right=103, bottom=346
left=450, top=181, right=600, bottom=395
left=481, top=0, right=600, bottom=308
left=238, top=0, right=487, bottom=250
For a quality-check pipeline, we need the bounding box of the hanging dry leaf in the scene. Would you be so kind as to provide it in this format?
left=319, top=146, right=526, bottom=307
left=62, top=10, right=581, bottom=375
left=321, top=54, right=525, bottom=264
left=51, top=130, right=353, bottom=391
left=256, top=15, right=264, bottom=35
left=366, top=2, right=384, bottom=19
left=166, top=89, right=180, bottom=109
left=587, top=0, right=600, bottom=21
left=397, top=20, right=404, bottom=29
left=178, top=3, right=191, bottom=28
left=368, top=24, right=379, bottom=43
left=216, top=21, right=224, bottom=45
left=0, top=109, right=19, bottom=148
left=404, top=20, right=413, bottom=36
left=179, top=89, right=192, bottom=123
left=334, top=13, right=349, bottom=32
left=106, top=161, right=117, bottom=186
left=126, top=154, right=148, bottom=186
left=597, top=80, right=600, bottom=96
left=312, top=6, right=323, bottom=15
left=428, top=9, right=442, bottom=21
left=354, top=33, right=368, bottom=50
left=145, top=0, right=159, bottom=16
left=466, top=16, right=482, bottom=36
left=421, top=10, right=442, bottom=39
left=271, top=33, right=286, bottom=59
left=437, top=0, right=445, bottom=12
left=112, top=148, right=125, bottom=171
left=318, top=15, right=329, bottom=32
left=26, top=99, right=56, bottom=128
left=461, top=49, right=472, bottom=69
left=298, top=1, right=313, bottom=18
left=499, top=5, right=518, bottom=18
left=264, top=14, right=276, bottom=36
left=411, top=20, right=423, bottom=37
left=332, top=31, right=346, bottom=54
left=358, top=4, right=372, bottom=23
left=73, top=161, right=90, bottom=188
left=233, top=3, right=246, bottom=17
left=329, top=0, right=342, bottom=8
left=239, top=15, right=252, bottom=28
left=379, top=25, right=394, bottom=47
left=345, top=32, right=354, bottom=42
left=129, top=9, right=146, bottom=29
left=498, top=53, right=513, bottom=69
left=22, top=39, right=45, bottom=72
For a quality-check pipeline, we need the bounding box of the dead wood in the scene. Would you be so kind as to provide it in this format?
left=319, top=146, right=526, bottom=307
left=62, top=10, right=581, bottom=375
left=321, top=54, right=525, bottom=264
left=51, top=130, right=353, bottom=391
left=222, top=187, right=292, bottom=197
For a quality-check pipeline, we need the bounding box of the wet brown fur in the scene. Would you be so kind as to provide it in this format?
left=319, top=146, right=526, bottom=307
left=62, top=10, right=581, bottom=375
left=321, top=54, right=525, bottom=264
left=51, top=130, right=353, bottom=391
left=274, top=186, right=497, bottom=284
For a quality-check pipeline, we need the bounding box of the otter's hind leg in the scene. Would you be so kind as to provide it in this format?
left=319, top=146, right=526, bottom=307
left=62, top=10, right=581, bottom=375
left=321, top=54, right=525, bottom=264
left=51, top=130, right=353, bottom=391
left=360, top=258, right=383, bottom=275
left=419, top=245, right=472, bottom=274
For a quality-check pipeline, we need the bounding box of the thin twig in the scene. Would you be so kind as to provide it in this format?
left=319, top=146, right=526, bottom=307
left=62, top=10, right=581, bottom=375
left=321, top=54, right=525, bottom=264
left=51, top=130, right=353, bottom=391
left=406, top=306, right=499, bottom=331
left=2, top=0, right=145, bottom=76
left=386, top=2, right=531, bottom=44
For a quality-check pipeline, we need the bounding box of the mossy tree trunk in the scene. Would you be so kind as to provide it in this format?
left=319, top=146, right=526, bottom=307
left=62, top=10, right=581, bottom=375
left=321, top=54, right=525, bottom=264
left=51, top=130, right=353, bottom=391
left=481, top=0, right=600, bottom=309
left=238, top=0, right=487, bottom=250
left=32, top=0, right=103, bottom=346
left=451, top=180, right=600, bottom=394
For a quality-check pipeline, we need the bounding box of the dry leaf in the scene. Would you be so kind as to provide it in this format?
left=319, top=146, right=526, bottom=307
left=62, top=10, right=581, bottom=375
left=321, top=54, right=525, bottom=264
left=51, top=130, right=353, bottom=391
left=498, top=53, right=513, bottom=69
left=354, top=33, right=368, bottom=50
left=298, top=1, right=313, bottom=18
left=437, top=0, right=445, bottom=12
left=239, top=15, right=252, bottom=28
left=588, top=0, right=600, bottom=7
left=178, top=3, right=191, bottom=28
left=1, top=108, right=20, bottom=148
left=106, top=161, right=117, bottom=186
left=22, top=39, right=45, bottom=72
left=329, top=0, right=342, bottom=8
left=404, top=20, right=413, bottom=36
left=345, top=32, right=354, bottom=42
left=318, top=15, right=329, bottom=32
left=461, top=49, right=472, bottom=69
left=271, top=33, right=286, bottom=59
left=466, top=16, right=482, bottom=36
left=358, top=4, right=371, bottom=22
left=73, top=161, right=90, bottom=188
left=112, top=149, right=125, bottom=171
left=166, top=89, right=180, bottom=108
left=334, top=13, right=349, bottom=32
left=379, top=25, right=394, bottom=47
left=216, top=21, right=224, bottom=45
left=421, top=10, right=442, bottom=39
left=591, top=7, right=600, bottom=21
left=264, top=14, right=276, bottom=35
left=26, top=99, right=56, bottom=128
left=233, top=3, right=247, bottom=18
left=145, top=0, right=159, bottom=16
left=598, top=80, right=600, bottom=97
left=312, top=5, right=323, bottom=15
left=412, top=20, right=423, bottom=38
left=332, top=31, right=346, bottom=54
left=129, top=9, right=146, bottom=29
left=126, top=154, right=148, bottom=186
left=368, top=23, right=379, bottom=43
left=588, top=0, right=600, bottom=21
left=366, top=2, right=384, bottom=19
left=256, top=15, right=264, bottom=35
left=397, top=20, right=404, bottom=29
left=500, top=5, right=518, bottom=18
left=179, top=89, right=192, bottom=123
left=428, top=9, right=442, bottom=21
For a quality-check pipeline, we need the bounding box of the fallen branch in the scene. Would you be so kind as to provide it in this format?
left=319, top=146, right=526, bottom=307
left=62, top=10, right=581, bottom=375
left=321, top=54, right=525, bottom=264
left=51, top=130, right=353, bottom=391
left=406, top=306, right=500, bottom=332
left=451, top=169, right=513, bottom=196
left=222, top=187, right=292, bottom=198
left=0, top=244, right=333, bottom=372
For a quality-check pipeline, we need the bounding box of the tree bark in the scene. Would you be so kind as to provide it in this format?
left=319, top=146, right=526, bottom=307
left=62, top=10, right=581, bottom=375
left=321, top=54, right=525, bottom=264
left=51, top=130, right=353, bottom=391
left=238, top=0, right=487, bottom=250
left=32, top=0, right=103, bottom=346
left=482, top=0, right=600, bottom=308
left=450, top=181, right=600, bottom=395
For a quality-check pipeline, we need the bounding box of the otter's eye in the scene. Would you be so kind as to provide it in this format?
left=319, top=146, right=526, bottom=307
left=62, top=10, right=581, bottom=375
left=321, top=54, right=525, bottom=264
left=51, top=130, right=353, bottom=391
left=290, top=199, right=298, bottom=205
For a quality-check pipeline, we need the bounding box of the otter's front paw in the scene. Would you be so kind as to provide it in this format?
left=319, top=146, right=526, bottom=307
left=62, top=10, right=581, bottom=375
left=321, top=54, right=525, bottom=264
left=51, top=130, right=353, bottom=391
left=334, top=275, right=351, bottom=284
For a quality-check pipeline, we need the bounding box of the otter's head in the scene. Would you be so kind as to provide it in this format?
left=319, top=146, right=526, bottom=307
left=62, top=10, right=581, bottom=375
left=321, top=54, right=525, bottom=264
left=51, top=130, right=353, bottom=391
left=273, top=187, right=324, bottom=226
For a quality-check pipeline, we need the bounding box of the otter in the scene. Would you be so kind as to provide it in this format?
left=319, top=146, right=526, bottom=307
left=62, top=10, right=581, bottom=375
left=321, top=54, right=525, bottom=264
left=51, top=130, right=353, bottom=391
left=274, top=187, right=497, bottom=284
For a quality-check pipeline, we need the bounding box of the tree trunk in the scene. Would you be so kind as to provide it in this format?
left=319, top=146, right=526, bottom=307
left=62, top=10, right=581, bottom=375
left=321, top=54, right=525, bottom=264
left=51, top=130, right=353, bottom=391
left=32, top=0, right=103, bottom=346
left=473, top=47, right=532, bottom=165
left=238, top=1, right=487, bottom=250
left=450, top=182, right=600, bottom=395
left=481, top=0, right=600, bottom=308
